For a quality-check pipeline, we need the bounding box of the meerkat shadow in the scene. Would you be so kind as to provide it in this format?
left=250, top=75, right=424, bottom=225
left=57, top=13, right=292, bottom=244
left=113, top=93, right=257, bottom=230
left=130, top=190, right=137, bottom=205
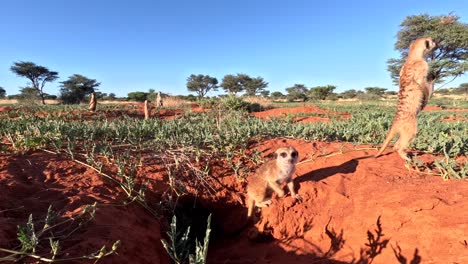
left=296, top=159, right=359, bottom=184
left=374, top=151, right=393, bottom=159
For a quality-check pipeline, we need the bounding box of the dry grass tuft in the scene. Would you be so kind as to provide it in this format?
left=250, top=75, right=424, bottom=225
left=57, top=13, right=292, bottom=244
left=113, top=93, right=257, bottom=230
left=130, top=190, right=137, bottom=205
left=160, top=96, right=192, bottom=108
left=243, top=96, right=274, bottom=109
left=0, top=99, right=60, bottom=105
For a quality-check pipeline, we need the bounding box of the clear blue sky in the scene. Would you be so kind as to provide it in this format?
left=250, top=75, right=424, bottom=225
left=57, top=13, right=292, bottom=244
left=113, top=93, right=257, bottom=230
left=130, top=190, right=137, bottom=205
left=0, top=0, right=466, bottom=97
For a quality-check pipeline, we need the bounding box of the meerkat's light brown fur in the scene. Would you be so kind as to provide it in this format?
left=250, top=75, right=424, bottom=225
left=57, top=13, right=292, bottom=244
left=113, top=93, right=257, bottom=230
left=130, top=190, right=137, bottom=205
left=88, top=92, right=97, bottom=112
left=376, top=37, right=437, bottom=160
left=144, top=100, right=150, bottom=120
left=156, top=91, right=163, bottom=107
left=247, top=146, right=301, bottom=218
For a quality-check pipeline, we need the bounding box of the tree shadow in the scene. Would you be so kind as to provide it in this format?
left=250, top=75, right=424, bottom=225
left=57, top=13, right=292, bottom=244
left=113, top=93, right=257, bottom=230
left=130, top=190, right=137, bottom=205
left=296, top=158, right=359, bottom=183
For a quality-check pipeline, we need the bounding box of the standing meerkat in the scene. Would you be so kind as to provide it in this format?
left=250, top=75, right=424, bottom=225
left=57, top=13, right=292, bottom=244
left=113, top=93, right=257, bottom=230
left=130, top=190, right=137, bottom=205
left=376, top=37, right=437, bottom=161
left=88, top=92, right=96, bottom=112
left=144, top=100, right=150, bottom=120
left=156, top=91, right=163, bottom=107
left=247, top=146, right=301, bottom=218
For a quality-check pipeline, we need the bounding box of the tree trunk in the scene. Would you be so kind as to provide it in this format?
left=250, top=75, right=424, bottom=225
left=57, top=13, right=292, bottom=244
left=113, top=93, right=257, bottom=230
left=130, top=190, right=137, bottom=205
left=40, top=93, right=46, bottom=105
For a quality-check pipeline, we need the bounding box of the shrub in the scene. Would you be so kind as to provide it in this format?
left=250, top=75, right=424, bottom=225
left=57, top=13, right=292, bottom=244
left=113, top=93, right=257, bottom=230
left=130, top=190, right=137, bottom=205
left=220, top=95, right=249, bottom=111
left=197, top=97, right=219, bottom=109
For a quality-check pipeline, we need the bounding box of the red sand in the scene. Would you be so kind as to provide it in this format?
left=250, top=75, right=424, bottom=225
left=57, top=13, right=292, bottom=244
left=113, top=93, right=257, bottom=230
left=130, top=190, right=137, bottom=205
left=424, top=106, right=468, bottom=112
left=210, top=139, right=468, bottom=264
left=1, top=138, right=467, bottom=263
left=0, top=152, right=168, bottom=264
left=441, top=115, right=468, bottom=122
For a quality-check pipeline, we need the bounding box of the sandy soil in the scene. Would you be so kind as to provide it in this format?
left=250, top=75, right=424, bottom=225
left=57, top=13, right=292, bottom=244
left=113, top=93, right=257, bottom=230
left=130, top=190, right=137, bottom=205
left=208, top=139, right=468, bottom=264
left=441, top=115, right=468, bottom=122
left=423, top=106, right=468, bottom=112
left=0, top=152, right=169, bottom=264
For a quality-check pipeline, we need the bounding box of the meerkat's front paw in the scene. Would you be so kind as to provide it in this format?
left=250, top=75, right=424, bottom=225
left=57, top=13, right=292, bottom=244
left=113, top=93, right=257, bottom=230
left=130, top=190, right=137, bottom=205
left=293, top=194, right=302, bottom=202
left=277, top=190, right=285, bottom=198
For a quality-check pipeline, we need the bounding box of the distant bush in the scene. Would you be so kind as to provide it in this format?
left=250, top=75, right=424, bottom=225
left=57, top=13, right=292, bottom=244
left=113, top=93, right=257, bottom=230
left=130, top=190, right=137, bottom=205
left=197, top=97, right=219, bottom=109
left=356, top=93, right=381, bottom=101
left=0, top=87, right=5, bottom=98
left=220, top=95, right=249, bottom=111
left=127, top=92, right=148, bottom=102
left=326, top=93, right=339, bottom=101
left=220, top=95, right=266, bottom=112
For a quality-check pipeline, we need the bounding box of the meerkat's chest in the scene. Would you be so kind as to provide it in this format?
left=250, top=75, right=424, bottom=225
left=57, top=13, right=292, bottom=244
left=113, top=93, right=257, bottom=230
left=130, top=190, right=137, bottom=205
left=276, top=165, right=295, bottom=183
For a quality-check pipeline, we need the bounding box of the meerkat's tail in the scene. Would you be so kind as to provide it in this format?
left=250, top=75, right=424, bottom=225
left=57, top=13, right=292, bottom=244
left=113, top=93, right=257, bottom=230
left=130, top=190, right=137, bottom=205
left=375, top=124, right=398, bottom=158
left=247, top=197, right=255, bottom=218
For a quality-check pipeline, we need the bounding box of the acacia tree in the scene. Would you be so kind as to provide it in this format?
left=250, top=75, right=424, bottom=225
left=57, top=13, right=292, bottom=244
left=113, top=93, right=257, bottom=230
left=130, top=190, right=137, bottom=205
left=454, top=82, right=468, bottom=96
left=387, top=14, right=468, bottom=87
left=244, top=76, right=269, bottom=96
left=341, top=89, right=359, bottom=99
left=59, top=74, right=101, bottom=104
left=364, top=87, right=387, bottom=96
left=270, top=91, right=284, bottom=99
left=10, top=61, right=59, bottom=104
left=186, top=74, right=218, bottom=98
left=0, top=87, right=5, bottom=98
left=309, top=85, right=336, bottom=100
left=221, top=74, right=245, bottom=95
left=127, top=91, right=148, bottom=102
left=107, top=93, right=117, bottom=100
left=221, top=74, right=244, bottom=94
left=285, top=84, right=308, bottom=101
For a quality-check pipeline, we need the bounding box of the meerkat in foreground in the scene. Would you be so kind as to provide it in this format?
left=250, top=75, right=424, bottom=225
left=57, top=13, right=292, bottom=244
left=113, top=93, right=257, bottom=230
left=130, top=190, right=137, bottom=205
left=375, top=37, right=437, bottom=161
left=247, top=146, right=301, bottom=218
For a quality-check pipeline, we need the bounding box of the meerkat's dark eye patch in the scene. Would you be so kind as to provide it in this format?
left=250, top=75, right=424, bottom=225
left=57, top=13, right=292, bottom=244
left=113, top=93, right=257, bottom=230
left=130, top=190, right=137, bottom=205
left=280, top=152, right=287, bottom=158
left=425, top=40, right=430, bottom=49
left=291, top=151, right=298, bottom=158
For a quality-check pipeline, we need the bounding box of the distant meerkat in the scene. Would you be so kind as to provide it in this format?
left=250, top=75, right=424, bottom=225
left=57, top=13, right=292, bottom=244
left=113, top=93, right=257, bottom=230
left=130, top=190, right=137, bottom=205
left=247, top=146, right=301, bottom=218
left=89, top=92, right=96, bottom=112
left=376, top=37, right=437, bottom=161
left=144, top=100, right=150, bottom=120
left=156, top=91, right=163, bottom=107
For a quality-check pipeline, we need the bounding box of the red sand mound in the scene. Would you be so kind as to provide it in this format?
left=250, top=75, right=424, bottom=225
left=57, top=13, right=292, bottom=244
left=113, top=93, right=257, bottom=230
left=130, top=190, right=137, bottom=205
left=208, top=139, right=468, bottom=264
left=0, top=152, right=168, bottom=264
left=0, top=107, right=13, bottom=113
left=252, top=106, right=351, bottom=123
left=0, top=107, right=186, bottom=121
left=424, top=106, right=468, bottom=112
left=441, top=115, right=468, bottom=122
